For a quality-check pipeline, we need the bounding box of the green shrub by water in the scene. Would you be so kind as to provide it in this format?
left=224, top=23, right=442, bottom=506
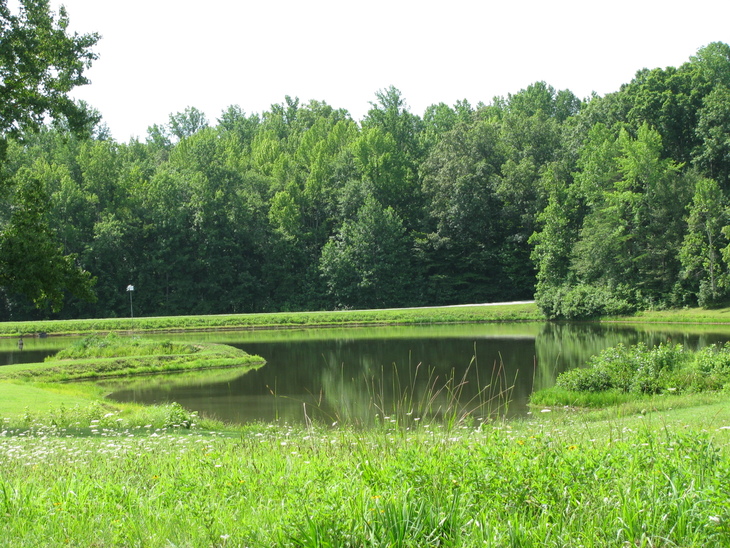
left=536, top=283, right=636, bottom=320
left=534, top=342, right=730, bottom=408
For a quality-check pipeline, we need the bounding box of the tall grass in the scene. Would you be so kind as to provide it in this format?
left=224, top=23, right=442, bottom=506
left=283, top=347, right=516, bottom=431
left=1, top=415, right=729, bottom=547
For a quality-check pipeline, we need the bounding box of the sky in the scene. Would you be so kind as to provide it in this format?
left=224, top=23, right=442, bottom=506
left=40, top=0, right=730, bottom=143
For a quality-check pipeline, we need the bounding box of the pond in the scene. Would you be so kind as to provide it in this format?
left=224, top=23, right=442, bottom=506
left=3, top=322, right=730, bottom=425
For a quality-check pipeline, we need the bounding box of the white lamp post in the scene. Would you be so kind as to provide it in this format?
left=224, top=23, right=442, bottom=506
left=126, top=284, right=135, bottom=318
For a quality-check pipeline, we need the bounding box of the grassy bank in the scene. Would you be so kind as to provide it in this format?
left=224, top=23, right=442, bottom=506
left=9, top=301, right=730, bottom=340
left=0, top=335, right=264, bottom=384
left=1, top=404, right=730, bottom=547
left=0, top=303, right=542, bottom=337
left=0, top=334, right=264, bottom=423
left=607, top=306, right=730, bottom=324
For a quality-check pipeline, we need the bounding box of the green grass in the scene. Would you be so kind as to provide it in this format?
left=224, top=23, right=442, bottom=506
left=0, top=383, right=93, bottom=417
left=0, top=336, right=264, bottom=384
left=0, top=303, right=543, bottom=337
left=0, top=334, right=264, bottom=430
left=9, top=302, right=730, bottom=340
left=5, top=307, right=730, bottom=545
left=1, top=403, right=730, bottom=547
left=607, top=305, right=730, bottom=324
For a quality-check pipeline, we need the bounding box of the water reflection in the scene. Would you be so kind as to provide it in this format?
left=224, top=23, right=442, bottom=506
left=103, top=322, right=730, bottom=425
left=107, top=333, right=538, bottom=425
left=0, top=336, right=70, bottom=365
left=3, top=323, right=730, bottom=425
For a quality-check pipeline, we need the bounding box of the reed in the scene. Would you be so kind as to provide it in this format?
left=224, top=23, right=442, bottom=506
left=285, top=348, right=516, bottom=431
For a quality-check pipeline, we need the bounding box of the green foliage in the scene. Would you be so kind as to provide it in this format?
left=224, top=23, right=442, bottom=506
left=53, top=333, right=194, bottom=360
left=14, top=400, right=205, bottom=430
left=0, top=0, right=99, bottom=141
left=320, top=196, right=412, bottom=309
left=535, top=283, right=634, bottom=320
left=0, top=420, right=729, bottom=547
left=0, top=0, right=99, bottom=315
left=680, top=176, right=729, bottom=306
left=4, top=42, right=730, bottom=318
left=553, top=342, right=730, bottom=397
left=0, top=169, right=96, bottom=311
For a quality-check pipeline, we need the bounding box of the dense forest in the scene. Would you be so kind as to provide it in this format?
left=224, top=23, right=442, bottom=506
left=2, top=9, right=730, bottom=321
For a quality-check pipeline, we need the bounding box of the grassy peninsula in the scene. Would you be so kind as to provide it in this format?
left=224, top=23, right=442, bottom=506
left=0, top=333, right=263, bottom=425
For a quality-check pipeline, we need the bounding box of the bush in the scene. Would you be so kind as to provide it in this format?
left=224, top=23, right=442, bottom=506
left=555, top=343, right=689, bottom=395
left=163, top=402, right=197, bottom=428
left=692, top=343, right=730, bottom=374
left=555, top=367, right=613, bottom=392
left=536, top=284, right=635, bottom=320
left=630, top=343, right=687, bottom=394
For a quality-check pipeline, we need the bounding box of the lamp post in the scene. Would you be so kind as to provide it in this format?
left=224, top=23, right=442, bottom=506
left=126, top=284, right=134, bottom=318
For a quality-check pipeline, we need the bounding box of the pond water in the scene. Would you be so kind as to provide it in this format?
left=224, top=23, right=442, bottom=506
left=4, top=322, right=730, bottom=425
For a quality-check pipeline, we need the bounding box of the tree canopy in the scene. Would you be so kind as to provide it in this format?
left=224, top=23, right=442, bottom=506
left=0, top=0, right=98, bottom=311
left=3, top=37, right=730, bottom=320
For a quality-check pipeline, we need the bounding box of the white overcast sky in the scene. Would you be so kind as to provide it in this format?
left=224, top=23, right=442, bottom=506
left=42, top=0, right=730, bottom=143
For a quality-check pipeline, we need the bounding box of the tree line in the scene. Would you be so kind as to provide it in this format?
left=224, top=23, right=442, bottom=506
left=2, top=4, right=729, bottom=320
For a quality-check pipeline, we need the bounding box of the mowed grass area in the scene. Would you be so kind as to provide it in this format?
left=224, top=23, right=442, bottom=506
left=609, top=306, right=730, bottom=324
left=0, top=340, right=264, bottom=383
left=0, top=383, right=93, bottom=417
left=8, top=301, right=730, bottom=339
left=0, top=302, right=542, bottom=337
left=0, top=334, right=264, bottom=425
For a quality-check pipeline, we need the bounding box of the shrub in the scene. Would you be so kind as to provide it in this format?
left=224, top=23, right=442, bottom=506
left=536, top=284, right=635, bottom=320
left=692, top=343, right=730, bottom=374
left=163, top=402, right=197, bottom=428
left=555, top=367, right=613, bottom=392
left=555, top=343, right=689, bottom=395
left=630, top=343, right=687, bottom=394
